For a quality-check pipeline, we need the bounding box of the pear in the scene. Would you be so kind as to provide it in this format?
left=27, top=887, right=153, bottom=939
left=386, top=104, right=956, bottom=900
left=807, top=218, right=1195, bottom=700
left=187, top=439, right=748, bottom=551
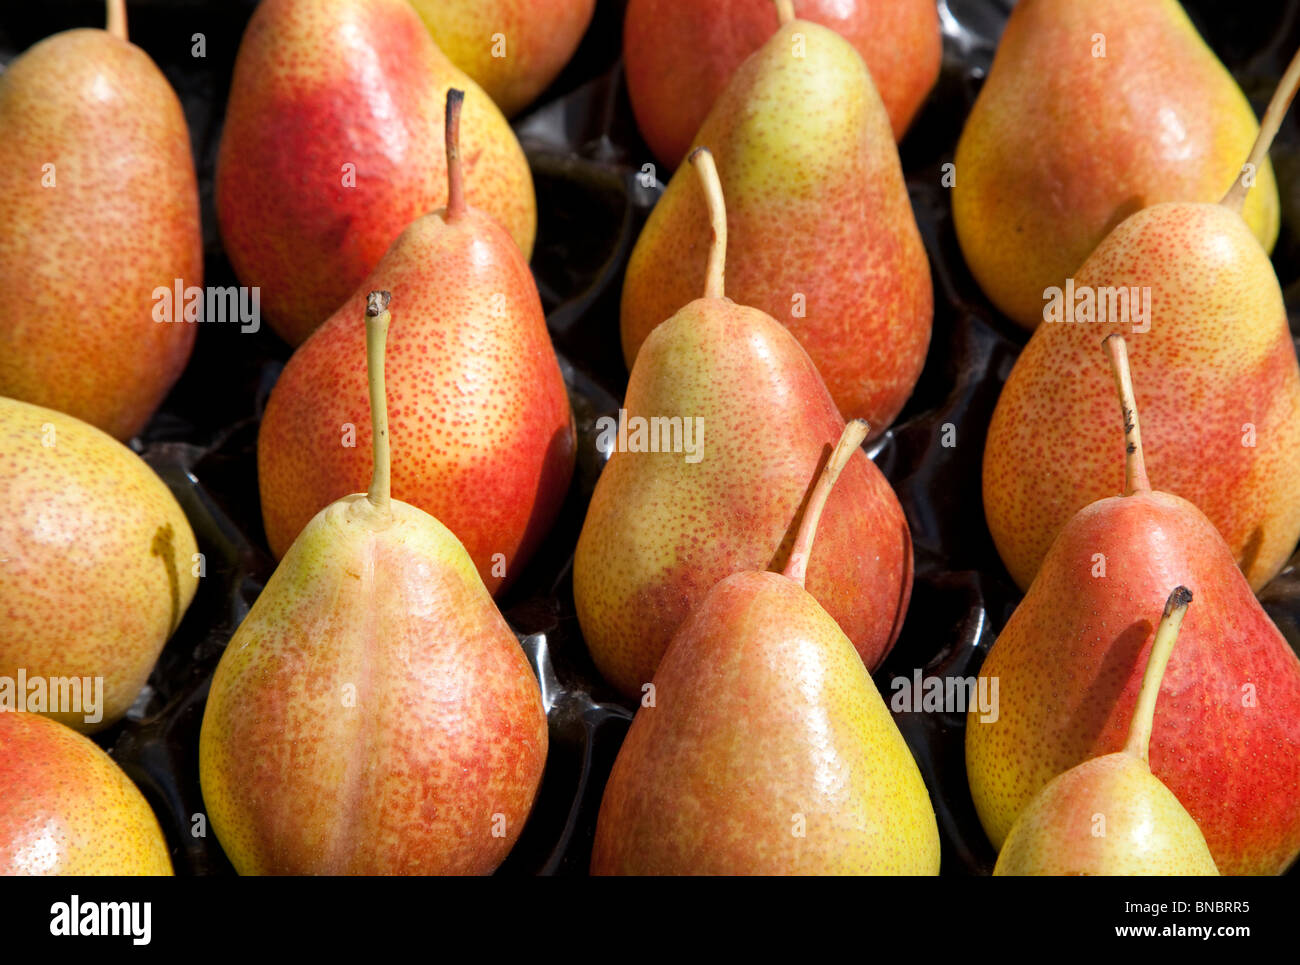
left=983, top=48, right=1300, bottom=593
left=591, top=419, right=939, bottom=875
left=953, top=0, right=1279, bottom=329
left=620, top=1, right=932, bottom=431
left=576, top=148, right=912, bottom=700
left=258, top=90, right=574, bottom=596
left=995, top=586, right=1219, bottom=876
left=0, top=712, right=172, bottom=875
left=0, top=398, right=198, bottom=733
left=624, top=0, right=941, bottom=167
left=409, top=0, right=596, bottom=117
left=215, top=0, right=536, bottom=346
left=200, top=291, right=548, bottom=875
left=969, top=336, right=1300, bottom=877
left=0, top=0, right=201, bottom=440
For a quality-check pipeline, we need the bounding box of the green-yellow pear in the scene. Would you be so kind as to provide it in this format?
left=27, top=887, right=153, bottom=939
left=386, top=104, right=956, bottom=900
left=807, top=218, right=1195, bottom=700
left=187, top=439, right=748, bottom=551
left=995, top=586, right=1219, bottom=876
left=0, top=711, right=172, bottom=875
left=954, top=0, right=1278, bottom=329
left=620, top=1, right=932, bottom=431
left=199, top=292, right=548, bottom=875
left=0, top=398, right=198, bottom=733
left=590, top=421, right=940, bottom=875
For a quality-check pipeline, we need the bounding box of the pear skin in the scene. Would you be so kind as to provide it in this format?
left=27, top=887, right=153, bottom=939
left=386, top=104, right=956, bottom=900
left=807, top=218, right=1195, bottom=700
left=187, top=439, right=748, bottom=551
left=0, top=2, right=201, bottom=440
left=953, top=0, right=1278, bottom=329
left=0, top=712, right=172, bottom=875
left=201, top=292, right=548, bottom=875
left=591, top=421, right=939, bottom=875
left=578, top=149, right=912, bottom=699
left=623, top=0, right=941, bottom=167
left=983, top=203, right=1300, bottom=593
left=995, top=587, right=1219, bottom=876
left=258, top=91, right=574, bottom=595
left=0, top=398, right=199, bottom=733
left=970, top=338, right=1300, bottom=877
left=620, top=10, right=932, bottom=431
left=215, top=0, right=536, bottom=345
left=410, top=0, right=596, bottom=117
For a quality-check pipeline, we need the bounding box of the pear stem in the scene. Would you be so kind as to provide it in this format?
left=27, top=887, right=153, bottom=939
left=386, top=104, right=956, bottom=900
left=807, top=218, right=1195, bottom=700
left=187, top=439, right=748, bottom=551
left=1103, top=334, right=1151, bottom=495
left=774, top=0, right=795, bottom=26
left=106, top=0, right=127, bottom=40
left=1221, top=45, right=1300, bottom=212
left=782, top=419, right=870, bottom=588
left=365, top=291, right=393, bottom=515
left=444, top=88, right=466, bottom=222
left=690, top=147, right=727, bottom=300
left=1124, top=586, right=1193, bottom=763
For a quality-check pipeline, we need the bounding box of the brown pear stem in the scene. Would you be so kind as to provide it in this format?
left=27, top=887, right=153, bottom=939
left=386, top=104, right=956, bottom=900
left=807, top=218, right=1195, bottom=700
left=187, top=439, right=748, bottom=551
left=106, top=0, right=127, bottom=40
left=774, top=0, right=795, bottom=26
left=690, top=147, right=727, bottom=300
left=782, top=419, right=870, bottom=588
left=444, top=88, right=466, bottom=222
left=1222, top=45, right=1300, bottom=211
left=1103, top=334, right=1151, bottom=495
left=1124, top=586, right=1193, bottom=763
left=365, top=291, right=393, bottom=514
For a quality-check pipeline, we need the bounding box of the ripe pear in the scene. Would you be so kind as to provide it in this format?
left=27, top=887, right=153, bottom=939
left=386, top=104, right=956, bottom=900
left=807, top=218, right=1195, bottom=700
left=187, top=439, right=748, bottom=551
left=0, top=398, right=199, bottom=733
left=969, top=336, right=1300, bottom=877
left=591, top=420, right=939, bottom=875
left=409, top=0, right=596, bottom=117
left=983, top=50, right=1300, bottom=592
left=0, top=712, right=172, bottom=875
left=200, top=291, right=548, bottom=875
left=624, top=0, right=940, bottom=168
left=953, top=0, right=1279, bottom=330
left=995, top=586, right=1219, bottom=876
left=0, top=0, right=201, bottom=440
left=576, top=149, right=912, bottom=700
left=620, top=2, right=932, bottom=431
left=215, top=0, right=536, bottom=346
left=259, top=91, right=574, bottom=595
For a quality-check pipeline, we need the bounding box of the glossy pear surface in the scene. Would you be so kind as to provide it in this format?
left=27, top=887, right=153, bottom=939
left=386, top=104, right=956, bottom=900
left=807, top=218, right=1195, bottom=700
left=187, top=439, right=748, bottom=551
left=0, top=712, right=172, bottom=875
left=984, top=203, right=1300, bottom=592
left=954, top=0, right=1277, bottom=328
left=0, top=398, right=198, bottom=733
left=591, top=571, right=940, bottom=875
left=215, top=0, right=536, bottom=345
left=994, top=752, right=1219, bottom=875
left=624, top=0, right=941, bottom=167
left=620, top=17, right=932, bottom=430
left=258, top=208, right=574, bottom=595
left=576, top=298, right=911, bottom=698
left=968, top=491, right=1300, bottom=876
left=0, top=24, right=200, bottom=439
left=410, top=0, right=596, bottom=117
left=199, top=495, right=548, bottom=875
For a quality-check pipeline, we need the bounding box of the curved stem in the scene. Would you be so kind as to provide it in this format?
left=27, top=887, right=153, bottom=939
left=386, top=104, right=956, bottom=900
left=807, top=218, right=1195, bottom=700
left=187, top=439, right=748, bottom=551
left=365, top=291, right=393, bottom=515
left=1124, top=586, right=1193, bottom=763
left=106, top=0, right=127, bottom=40
left=774, top=0, right=795, bottom=26
left=444, top=88, right=466, bottom=222
left=1222, top=44, right=1300, bottom=212
left=689, top=147, right=727, bottom=300
left=1103, top=334, right=1151, bottom=495
left=783, top=419, right=870, bottom=587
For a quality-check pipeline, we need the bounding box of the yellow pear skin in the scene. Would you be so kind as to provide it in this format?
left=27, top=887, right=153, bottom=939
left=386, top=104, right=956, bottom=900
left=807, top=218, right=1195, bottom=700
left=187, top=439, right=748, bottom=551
left=0, top=397, right=199, bottom=732
left=995, top=586, right=1219, bottom=876
left=954, top=0, right=1278, bottom=329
